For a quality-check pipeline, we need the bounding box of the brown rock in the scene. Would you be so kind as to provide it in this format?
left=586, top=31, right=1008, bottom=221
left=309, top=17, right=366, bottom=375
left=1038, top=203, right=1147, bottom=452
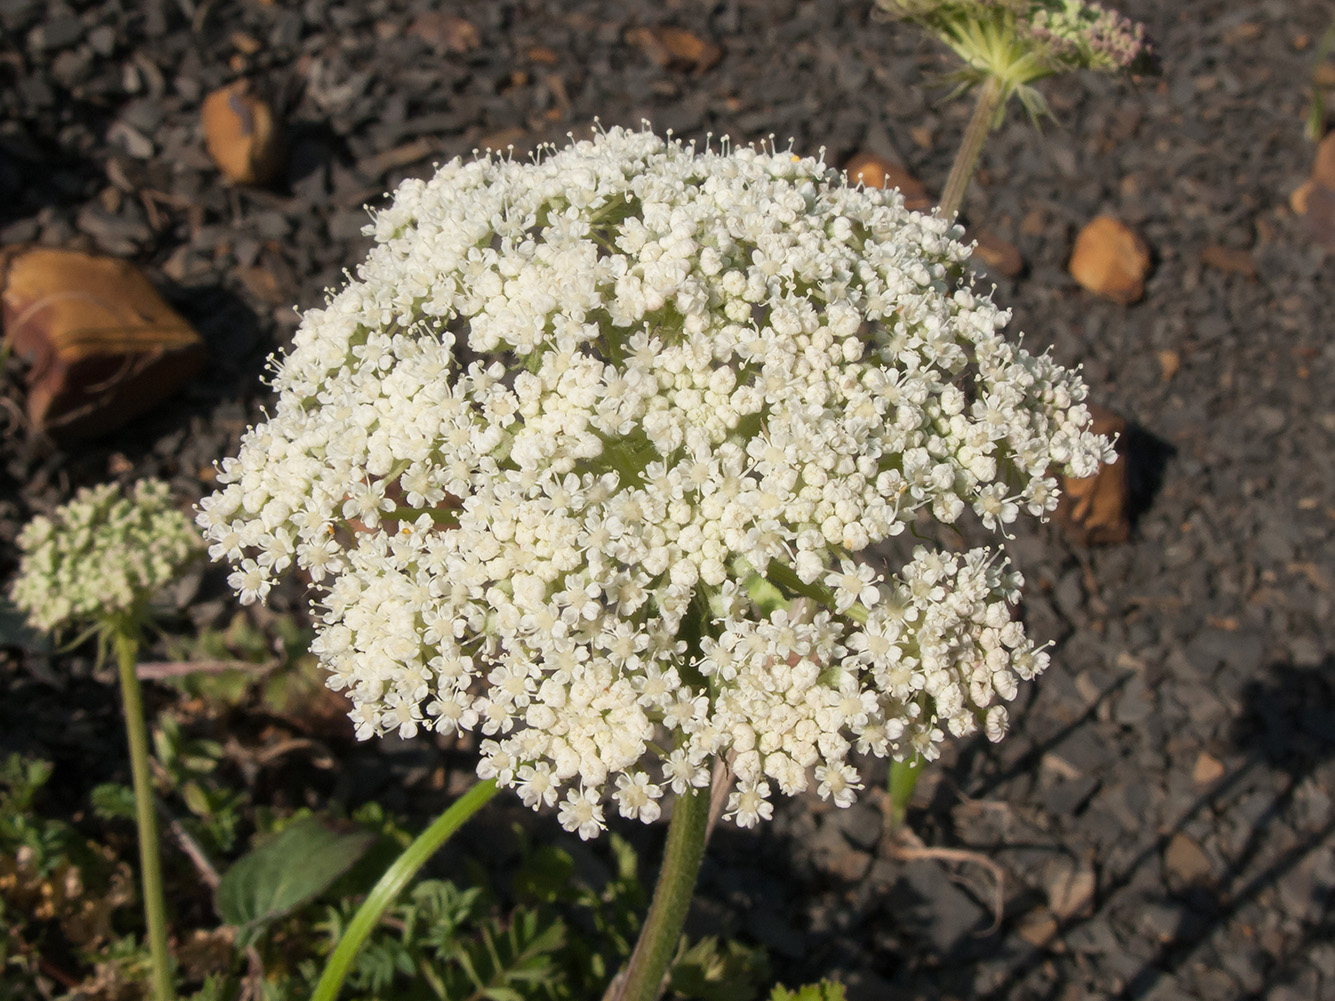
left=1, top=247, right=205, bottom=441
left=972, top=230, right=1024, bottom=277
left=1192, top=752, right=1226, bottom=786
left=843, top=152, right=932, bottom=212
left=1044, top=857, right=1096, bottom=919
left=1015, top=908, right=1060, bottom=947
left=1156, top=348, right=1180, bottom=381
left=1164, top=833, right=1214, bottom=888
left=1068, top=215, right=1151, bottom=305
left=1055, top=403, right=1130, bottom=545
left=201, top=80, right=285, bottom=186
left=626, top=26, right=722, bottom=72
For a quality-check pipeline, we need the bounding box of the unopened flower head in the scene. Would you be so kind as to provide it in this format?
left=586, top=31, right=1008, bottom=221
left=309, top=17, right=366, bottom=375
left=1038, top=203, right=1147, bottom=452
left=878, top=0, right=1154, bottom=111
left=199, top=127, right=1111, bottom=837
left=13, top=479, right=202, bottom=634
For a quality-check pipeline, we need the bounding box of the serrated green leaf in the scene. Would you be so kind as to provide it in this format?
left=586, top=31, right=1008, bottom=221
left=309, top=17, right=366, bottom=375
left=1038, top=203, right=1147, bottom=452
left=215, top=816, right=376, bottom=945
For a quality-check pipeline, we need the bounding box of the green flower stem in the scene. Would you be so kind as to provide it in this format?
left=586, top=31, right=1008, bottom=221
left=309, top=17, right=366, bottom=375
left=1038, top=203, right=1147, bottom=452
left=113, top=626, right=175, bottom=1001
left=312, top=779, right=499, bottom=1001
left=613, top=786, right=711, bottom=1001
left=887, top=754, right=923, bottom=832
left=938, top=73, right=1007, bottom=221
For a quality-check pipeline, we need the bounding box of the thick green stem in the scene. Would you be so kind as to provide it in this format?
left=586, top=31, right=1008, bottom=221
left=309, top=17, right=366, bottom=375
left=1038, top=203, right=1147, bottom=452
left=938, top=74, right=1007, bottom=221
left=312, top=779, right=499, bottom=1001
left=114, top=628, right=175, bottom=1001
left=613, top=787, right=711, bottom=1001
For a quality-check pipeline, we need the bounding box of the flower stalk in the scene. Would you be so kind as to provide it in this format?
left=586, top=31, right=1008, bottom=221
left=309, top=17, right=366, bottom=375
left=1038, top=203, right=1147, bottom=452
left=938, top=72, right=1005, bottom=220
left=312, top=780, right=499, bottom=1001
left=610, top=786, right=711, bottom=1001
left=115, top=623, right=175, bottom=1001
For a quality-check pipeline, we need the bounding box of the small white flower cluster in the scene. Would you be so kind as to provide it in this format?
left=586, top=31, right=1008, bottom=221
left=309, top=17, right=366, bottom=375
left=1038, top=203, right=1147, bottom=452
left=13, top=479, right=201, bottom=633
left=199, top=127, right=1110, bottom=837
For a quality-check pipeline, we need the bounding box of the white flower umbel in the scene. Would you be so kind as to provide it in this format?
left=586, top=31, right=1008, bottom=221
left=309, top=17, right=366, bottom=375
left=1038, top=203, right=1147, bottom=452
left=200, top=127, right=1111, bottom=838
left=14, top=479, right=201, bottom=633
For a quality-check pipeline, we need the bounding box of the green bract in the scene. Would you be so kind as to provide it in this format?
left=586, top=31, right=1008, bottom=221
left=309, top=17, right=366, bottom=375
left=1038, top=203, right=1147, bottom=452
left=878, top=0, right=1154, bottom=118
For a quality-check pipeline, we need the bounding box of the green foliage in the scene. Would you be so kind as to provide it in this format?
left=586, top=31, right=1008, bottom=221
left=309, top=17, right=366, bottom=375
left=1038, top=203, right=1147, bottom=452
left=3, top=751, right=772, bottom=1001
left=669, top=937, right=770, bottom=1001
left=162, top=612, right=320, bottom=714
left=0, top=755, right=81, bottom=877
left=769, top=980, right=849, bottom=1001
left=90, top=782, right=138, bottom=822
left=216, top=816, right=376, bottom=949
left=0, top=755, right=140, bottom=1000
left=1307, top=15, right=1335, bottom=141
left=154, top=713, right=244, bottom=853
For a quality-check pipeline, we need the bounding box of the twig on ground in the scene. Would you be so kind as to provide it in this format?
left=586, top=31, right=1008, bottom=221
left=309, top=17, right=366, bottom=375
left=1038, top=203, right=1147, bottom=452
left=887, top=827, right=1007, bottom=935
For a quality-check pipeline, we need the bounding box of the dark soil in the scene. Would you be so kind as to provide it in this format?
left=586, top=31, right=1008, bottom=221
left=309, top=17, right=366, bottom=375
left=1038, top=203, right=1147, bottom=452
left=2, top=1, right=1334, bottom=999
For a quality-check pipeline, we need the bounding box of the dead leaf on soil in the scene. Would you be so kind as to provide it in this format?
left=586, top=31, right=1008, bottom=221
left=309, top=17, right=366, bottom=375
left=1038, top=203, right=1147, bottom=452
left=1055, top=404, right=1130, bottom=545
left=1068, top=215, right=1151, bottom=305
left=843, top=152, right=932, bottom=211
left=406, top=11, right=480, bottom=53
left=1200, top=244, right=1256, bottom=278
left=0, top=246, right=205, bottom=441
left=626, top=26, right=723, bottom=72
left=201, top=80, right=285, bottom=186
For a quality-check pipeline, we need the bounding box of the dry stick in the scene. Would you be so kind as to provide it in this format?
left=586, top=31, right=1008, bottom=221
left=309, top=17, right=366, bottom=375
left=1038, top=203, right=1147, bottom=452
left=157, top=799, right=220, bottom=890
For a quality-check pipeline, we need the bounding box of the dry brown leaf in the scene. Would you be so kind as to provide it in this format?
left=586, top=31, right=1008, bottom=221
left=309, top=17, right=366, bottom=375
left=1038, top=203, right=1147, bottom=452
left=1, top=246, right=206, bottom=440
left=1068, top=215, right=1151, bottom=305
left=1200, top=244, right=1256, bottom=277
left=843, top=152, right=932, bottom=211
left=407, top=11, right=480, bottom=53
left=201, top=80, right=285, bottom=186
left=626, top=25, right=723, bottom=72
left=1313, top=131, right=1335, bottom=189
left=972, top=230, right=1024, bottom=278
left=1055, top=404, right=1130, bottom=545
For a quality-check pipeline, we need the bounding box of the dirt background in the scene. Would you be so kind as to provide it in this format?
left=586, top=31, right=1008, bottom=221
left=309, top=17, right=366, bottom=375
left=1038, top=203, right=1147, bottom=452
left=2, top=1, right=1334, bottom=999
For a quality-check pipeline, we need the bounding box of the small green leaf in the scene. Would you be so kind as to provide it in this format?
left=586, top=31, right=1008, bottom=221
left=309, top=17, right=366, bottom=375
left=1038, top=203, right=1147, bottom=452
left=90, top=783, right=137, bottom=822
left=215, top=816, right=376, bottom=946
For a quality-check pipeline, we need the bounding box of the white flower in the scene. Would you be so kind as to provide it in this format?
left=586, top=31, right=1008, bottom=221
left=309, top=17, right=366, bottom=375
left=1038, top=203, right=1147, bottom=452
left=12, top=480, right=201, bottom=634
left=200, top=127, right=1107, bottom=835
left=557, top=786, right=607, bottom=840
left=725, top=779, right=774, bottom=829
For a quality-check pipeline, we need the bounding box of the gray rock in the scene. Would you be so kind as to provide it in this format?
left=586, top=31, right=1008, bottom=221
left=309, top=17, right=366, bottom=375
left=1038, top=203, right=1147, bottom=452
left=30, top=13, right=82, bottom=50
